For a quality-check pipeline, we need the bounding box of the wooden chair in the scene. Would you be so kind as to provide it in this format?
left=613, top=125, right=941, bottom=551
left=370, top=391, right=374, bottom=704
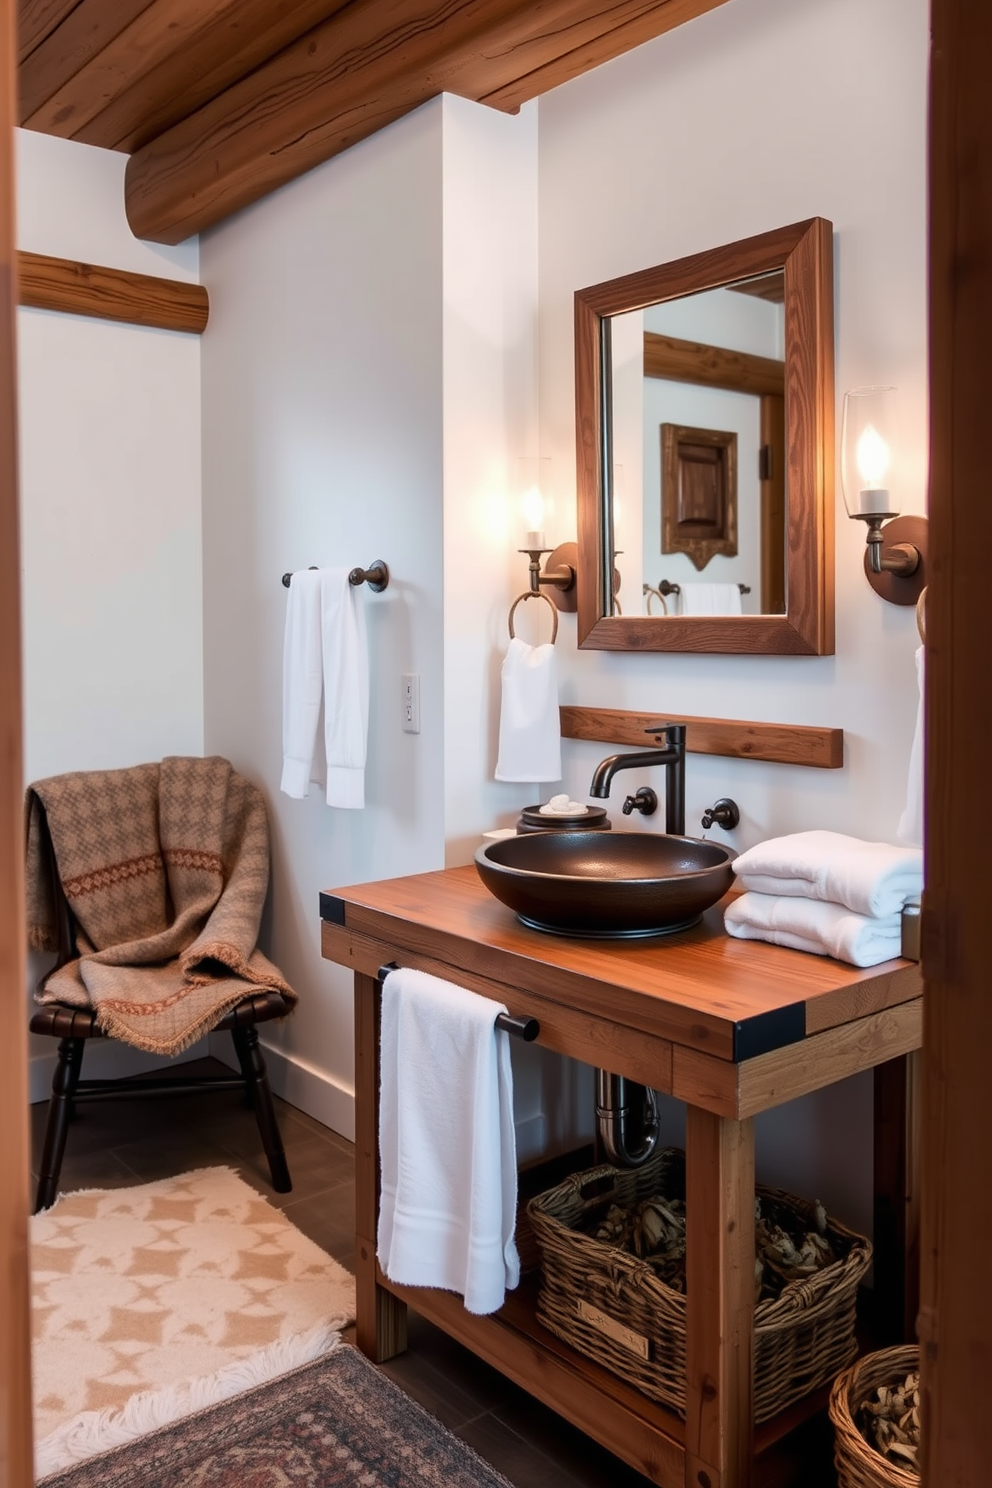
left=29, top=808, right=293, bottom=1213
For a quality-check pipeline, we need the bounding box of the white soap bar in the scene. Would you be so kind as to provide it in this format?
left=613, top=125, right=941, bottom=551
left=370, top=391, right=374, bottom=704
left=539, top=794, right=588, bottom=816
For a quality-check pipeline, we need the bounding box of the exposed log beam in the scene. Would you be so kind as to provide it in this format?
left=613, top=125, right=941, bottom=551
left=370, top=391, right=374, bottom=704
left=78, top=0, right=354, bottom=153
left=479, top=0, right=727, bottom=110
left=22, top=0, right=353, bottom=149
left=124, top=0, right=732, bottom=245
left=19, top=0, right=154, bottom=122
left=17, top=250, right=208, bottom=332
left=644, top=330, right=785, bottom=396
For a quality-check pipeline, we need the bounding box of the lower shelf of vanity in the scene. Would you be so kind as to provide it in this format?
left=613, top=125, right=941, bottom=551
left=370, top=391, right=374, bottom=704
left=373, top=1265, right=833, bottom=1488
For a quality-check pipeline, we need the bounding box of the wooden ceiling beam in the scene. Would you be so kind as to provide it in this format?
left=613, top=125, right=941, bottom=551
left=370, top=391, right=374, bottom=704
left=479, top=0, right=729, bottom=110
left=124, top=0, right=730, bottom=245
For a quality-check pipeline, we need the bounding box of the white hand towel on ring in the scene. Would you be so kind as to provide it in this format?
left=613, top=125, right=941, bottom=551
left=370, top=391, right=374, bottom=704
left=495, top=637, right=562, bottom=783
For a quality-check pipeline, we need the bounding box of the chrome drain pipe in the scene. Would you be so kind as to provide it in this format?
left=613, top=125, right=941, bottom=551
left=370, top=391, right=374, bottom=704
left=595, top=1069, right=660, bottom=1167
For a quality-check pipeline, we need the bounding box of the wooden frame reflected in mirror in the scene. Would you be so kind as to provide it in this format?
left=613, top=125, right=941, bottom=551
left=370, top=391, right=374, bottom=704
left=574, top=217, right=835, bottom=654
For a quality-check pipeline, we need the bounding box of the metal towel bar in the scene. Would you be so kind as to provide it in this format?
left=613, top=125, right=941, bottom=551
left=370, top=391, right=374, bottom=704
left=282, top=561, right=389, bottom=592
left=656, top=578, right=751, bottom=597
left=376, top=962, right=539, bottom=1041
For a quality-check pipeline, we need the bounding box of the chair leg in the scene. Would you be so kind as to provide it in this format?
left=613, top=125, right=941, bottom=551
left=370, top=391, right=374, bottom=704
left=231, top=1025, right=292, bottom=1194
left=35, top=1036, right=85, bottom=1213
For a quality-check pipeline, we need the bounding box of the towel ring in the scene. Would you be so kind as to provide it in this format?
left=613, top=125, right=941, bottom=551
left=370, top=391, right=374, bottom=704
left=643, top=584, right=669, bottom=616
left=508, top=590, right=558, bottom=644
left=916, top=586, right=927, bottom=644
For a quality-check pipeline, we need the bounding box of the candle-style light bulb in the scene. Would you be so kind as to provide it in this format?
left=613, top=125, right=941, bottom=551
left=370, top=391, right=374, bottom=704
left=842, top=388, right=897, bottom=520
left=856, top=424, right=890, bottom=492
left=521, top=483, right=546, bottom=550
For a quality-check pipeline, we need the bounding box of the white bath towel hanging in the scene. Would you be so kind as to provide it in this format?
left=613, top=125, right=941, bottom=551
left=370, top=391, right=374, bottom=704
left=732, top=830, right=923, bottom=919
left=495, top=637, right=562, bottom=784
left=897, top=645, right=924, bottom=847
left=377, top=967, right=520, bottom=1316
left=679, top=583, right=743, bottom=616
left=280, top=567, right=369, bottom=808
left=725, top=892, right=902, bottom=968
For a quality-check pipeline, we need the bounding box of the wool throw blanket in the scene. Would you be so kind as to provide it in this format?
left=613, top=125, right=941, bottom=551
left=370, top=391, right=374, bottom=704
left=26, top=757, right=295, bottom=1056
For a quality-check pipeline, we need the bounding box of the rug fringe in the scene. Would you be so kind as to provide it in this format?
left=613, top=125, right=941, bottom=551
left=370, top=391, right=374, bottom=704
left=35, top=1321, right=345, bottom=1479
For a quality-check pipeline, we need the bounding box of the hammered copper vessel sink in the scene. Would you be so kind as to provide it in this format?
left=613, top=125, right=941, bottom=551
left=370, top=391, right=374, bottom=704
left=474, top=830, right=735, bottom=938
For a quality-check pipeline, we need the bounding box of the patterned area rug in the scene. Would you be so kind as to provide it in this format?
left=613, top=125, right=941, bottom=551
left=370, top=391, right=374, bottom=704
left=31, top=1167, right=355, bottom=1478
left=39, top=1347, right=515, bottom=1488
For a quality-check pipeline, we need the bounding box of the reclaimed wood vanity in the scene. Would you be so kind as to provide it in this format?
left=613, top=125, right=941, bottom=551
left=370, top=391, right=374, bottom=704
left=320, top=865, right=922, bottom=1488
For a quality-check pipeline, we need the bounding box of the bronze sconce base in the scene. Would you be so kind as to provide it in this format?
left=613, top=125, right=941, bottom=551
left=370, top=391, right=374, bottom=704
left=518, top=541, right=578, bottom=613
left=863, top=514, right=928, bottom=606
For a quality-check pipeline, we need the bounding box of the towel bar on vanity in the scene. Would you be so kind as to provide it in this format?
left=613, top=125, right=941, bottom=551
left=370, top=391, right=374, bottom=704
left=281, top=561, right=390, bottom=592
left=376, top=962, right=540, bottom=1041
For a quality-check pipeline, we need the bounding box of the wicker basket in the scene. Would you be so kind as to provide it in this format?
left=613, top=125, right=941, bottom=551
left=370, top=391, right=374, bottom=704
left=527, top=1146, right=872, bottom=1423
left=829, top=1346, right=920, bottom=1487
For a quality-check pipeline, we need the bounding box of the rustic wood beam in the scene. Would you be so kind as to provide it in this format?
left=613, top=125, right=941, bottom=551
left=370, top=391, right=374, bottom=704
left=644, top=329, right=785, bottom=396
left=559, top=704, right=844, bottom=769
left=21, top=0, right=353, bottom=149
left=124, top=0, right=733, bottom=245
left=18, top=0, right=154, bottom=122
left=479, top=0, right=729, bottom=110
left=17, top=250, right=208, bottom=332
left=76, top=0, right=354, bottom=153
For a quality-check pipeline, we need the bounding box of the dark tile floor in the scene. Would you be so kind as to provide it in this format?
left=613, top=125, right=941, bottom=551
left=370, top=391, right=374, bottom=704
left=30, top=1058, right=835, bottom=1488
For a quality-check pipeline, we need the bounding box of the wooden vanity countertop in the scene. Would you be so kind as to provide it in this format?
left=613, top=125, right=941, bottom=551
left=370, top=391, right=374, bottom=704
left=320, top=864, right=921, bottom=1074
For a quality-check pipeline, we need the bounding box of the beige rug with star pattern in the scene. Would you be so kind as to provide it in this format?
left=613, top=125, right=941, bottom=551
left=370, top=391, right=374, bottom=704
left=31, top=1166, right=355, bottom=1478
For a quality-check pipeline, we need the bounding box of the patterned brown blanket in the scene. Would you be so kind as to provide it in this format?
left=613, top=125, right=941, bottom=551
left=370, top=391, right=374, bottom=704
left=26, top=756, right=296, bottom=1056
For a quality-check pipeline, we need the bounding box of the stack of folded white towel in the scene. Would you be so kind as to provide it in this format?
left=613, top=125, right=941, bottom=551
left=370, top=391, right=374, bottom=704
left=724, top=830, right=923, bottom=968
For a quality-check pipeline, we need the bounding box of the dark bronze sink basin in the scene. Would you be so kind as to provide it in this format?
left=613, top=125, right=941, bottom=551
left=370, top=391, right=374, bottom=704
left=474, top=831, right=735, bottom=938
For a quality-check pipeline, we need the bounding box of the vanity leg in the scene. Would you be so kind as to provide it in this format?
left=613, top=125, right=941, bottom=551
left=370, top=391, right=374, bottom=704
left=355, top=971, right=407, bottom=1361
left=873, top=1050, right=921, bottom=1343
left=684, top=1107, right=755, bottom=1488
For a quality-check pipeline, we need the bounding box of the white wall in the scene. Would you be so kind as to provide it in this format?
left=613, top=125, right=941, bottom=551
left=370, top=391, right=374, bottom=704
left=199, top=102, right=447, bottom=1138
left=16, top=130, right=205, bottom=1098
left=536, top=0, right=928, bottom=1236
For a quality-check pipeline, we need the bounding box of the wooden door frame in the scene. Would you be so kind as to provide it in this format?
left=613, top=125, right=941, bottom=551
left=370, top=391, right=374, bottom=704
left=0, top=0, right=35, bottom=1482
left=919, top=4, right=992, bottom=1483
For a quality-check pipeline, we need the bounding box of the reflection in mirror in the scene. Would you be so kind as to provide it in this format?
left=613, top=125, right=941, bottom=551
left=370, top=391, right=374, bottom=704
left=574, top=218, right=835, bottom=655
left=609, top=273, right=786, bottom=617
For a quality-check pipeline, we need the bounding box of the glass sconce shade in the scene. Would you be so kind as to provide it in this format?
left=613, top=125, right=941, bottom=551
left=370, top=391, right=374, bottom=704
left=841, top=386, right=898, bottom=520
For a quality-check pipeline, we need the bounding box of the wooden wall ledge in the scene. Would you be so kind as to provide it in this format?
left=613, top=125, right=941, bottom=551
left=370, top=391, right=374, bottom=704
left=17, top=251, right=209, bottom=333
left=560, top=705, right=844, bottom=769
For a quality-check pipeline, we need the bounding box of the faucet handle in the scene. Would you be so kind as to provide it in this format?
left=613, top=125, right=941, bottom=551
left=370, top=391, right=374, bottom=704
left=701, top=797, right=740, bottom=832
left=644, top=721, right=685, bottom=745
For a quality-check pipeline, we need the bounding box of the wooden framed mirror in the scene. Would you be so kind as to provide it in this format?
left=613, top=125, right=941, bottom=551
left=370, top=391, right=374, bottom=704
left=574, top=217, right=835, bottom=654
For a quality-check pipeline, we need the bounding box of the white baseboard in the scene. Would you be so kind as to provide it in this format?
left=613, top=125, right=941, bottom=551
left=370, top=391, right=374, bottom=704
left=206, top=1035, right=553, bottom=1158
left=514, top=1113, right=548, bottom=1165
left=208, top=1032, right=356, bottom=1142
left=28, top=1036, right=212, bottom=1105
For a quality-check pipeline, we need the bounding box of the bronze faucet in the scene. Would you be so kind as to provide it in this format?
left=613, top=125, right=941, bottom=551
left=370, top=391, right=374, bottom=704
left=588, top=723, right=686, bottom=835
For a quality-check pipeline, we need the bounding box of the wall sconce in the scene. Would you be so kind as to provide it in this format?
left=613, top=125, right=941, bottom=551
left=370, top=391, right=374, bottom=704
left=515, top=457, right=577, bottom=613
left=840, top=386, right=928, bottom=605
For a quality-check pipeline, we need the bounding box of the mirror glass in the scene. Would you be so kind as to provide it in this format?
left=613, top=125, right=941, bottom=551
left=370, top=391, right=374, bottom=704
left=574, top=218, right=835, bottom=655
left=608, top=272, right=786, bottom=618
